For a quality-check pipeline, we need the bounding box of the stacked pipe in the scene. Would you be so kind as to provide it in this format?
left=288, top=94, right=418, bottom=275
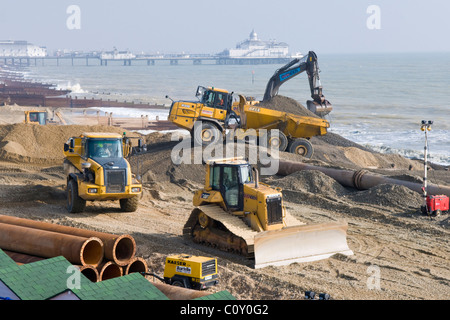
left=0, top=215, right=148, bottom=282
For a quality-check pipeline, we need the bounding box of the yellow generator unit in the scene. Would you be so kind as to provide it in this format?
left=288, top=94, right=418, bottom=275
left=63, top=132, right=143, bottom=213
left=163, top=254, right=219, bottom=290
left=183, top=157, right=353, bottom=269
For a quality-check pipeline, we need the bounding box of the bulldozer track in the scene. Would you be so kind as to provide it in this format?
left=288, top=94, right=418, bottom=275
left=183, top=204, right=259, bottom=255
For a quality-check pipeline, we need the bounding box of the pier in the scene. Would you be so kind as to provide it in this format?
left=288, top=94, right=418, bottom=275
left=0, top=54, right=292, bottom=67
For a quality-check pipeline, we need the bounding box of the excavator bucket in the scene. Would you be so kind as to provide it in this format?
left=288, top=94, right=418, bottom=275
left=253, top=221, right=353, bottom=269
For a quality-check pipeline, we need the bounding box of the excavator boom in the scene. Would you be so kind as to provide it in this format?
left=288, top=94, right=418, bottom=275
left=262, top=51, right=332, bottom=117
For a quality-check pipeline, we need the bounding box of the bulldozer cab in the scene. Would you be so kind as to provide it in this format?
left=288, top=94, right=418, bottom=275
left=208, top=159, right=253, bottom=211
left=24, top=111, right=47, bottom=125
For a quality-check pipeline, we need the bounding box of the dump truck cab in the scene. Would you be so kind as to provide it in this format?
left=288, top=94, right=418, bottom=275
left=168, top=86, right=237, bottom=145
left=63, top=132, right=142, bottom=213
left=168, top=86, right=233, bottom=129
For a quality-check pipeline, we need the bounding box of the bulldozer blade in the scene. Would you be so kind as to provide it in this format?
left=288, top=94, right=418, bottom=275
left=253, top=221, right=353, bottom=269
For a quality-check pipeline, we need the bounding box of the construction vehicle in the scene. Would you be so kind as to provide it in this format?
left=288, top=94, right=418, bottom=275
left=182, top=157, right=353, bottom=269
left=63, top=132, right=143, bottom=213
left=143, top=254, right=219, bottom=290
left=24, top=110, right=47, bottom=125
left=167, top=51, right=331, bottom=157
left=167, top=86, right=329, bottom=157
left=262, top=51, right=332, bottom=117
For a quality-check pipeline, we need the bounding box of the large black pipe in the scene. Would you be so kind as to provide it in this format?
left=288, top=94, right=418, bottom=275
left=277, top=160, right=450, bottom=197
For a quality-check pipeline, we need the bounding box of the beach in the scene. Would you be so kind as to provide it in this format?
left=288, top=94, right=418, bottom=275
left=1, top=53, right=449, bottom=300
left=0, top=104, right=449, bottom=299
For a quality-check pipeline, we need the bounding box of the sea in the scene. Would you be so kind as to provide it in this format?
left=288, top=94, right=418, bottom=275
left=23, top=52, right=449, bottom=166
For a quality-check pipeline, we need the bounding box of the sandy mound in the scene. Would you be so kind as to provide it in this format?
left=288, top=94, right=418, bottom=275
left=0, top=123, right=139, bottom=165
left=271, top=170, right=349, bottom=197
left=348, top=183, right=423, bottom=210
left=256, top=95, right=319, bottom=117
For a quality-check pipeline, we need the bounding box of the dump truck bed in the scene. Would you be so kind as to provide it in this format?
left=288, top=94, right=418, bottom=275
left=243, top=105, right=329, bottom=138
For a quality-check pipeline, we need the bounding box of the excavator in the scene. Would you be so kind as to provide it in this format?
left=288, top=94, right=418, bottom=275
left=262, top=51, right=332, bottom=117
left=183, top=157, right=353, bottom=269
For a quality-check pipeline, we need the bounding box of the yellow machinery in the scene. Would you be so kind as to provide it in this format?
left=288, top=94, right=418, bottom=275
left=167, top=86, right=329, bottom=158
left=162, top=254, right=219, bottom=290
left=183, top=157, right=353, bottom=269
left=63, top=132, right=143, bottom=213
left=24, top=110, right=47, bottom=125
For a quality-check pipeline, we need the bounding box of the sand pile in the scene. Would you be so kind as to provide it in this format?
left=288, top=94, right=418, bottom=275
left=0, top=123, right=137, bottom=164
left=347, top=183, right=423, bottom=210
left=271, top=170, right=349, bottom=197
left=256, top=95, right=319, bottom=118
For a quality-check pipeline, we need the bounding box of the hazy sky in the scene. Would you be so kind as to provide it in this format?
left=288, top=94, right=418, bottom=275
left=1, top=0, right=450, bottom=54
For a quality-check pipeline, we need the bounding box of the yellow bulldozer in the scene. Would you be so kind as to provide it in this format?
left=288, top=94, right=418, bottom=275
left=63, top=132, right=143, bottom=213
left=24, top=110, right=48, bottom=125
left=183, top=157, right=353, bottom=269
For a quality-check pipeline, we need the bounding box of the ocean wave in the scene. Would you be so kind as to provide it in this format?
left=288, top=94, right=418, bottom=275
left=364, top=144, right=449, bottom=166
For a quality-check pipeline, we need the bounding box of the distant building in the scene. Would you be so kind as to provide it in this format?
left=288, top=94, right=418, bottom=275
left=219, top=30, right=291, bottom=58
left=100, top=48, right=136, bottom=60
left=0, top=40, right=47, bottom=57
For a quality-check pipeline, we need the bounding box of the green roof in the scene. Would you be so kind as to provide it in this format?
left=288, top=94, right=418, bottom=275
left=0, top=256, right=87, bottom=300
left=195, top=290, right=236, bottom=300
left=0, top=250, right=17, bottom=270
left=74, top=272, right=169, bottom=300
left=0, top=251, right=168, bottom=300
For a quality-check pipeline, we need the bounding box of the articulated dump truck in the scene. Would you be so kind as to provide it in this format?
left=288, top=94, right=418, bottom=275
left=183, top=157, right=353, bottom=269
left=63, top=132, right=143, bottom=213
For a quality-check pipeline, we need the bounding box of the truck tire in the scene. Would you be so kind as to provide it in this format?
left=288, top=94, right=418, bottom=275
left=288, top=139, right=314, bottom=158
left=261, top=130, right=288, bottom=151
left=120, top=197, right=139, bottom=212
left=67, top=179, right=86, bottom=213
left=192, top=121, right=222, bottom=146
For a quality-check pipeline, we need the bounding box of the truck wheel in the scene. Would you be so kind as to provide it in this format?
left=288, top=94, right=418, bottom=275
left=171, top=280, right=185, bottom=288
left=288, top=139, right=314, bottom=158
left=67, top=179, right=86, bottom=213
left=171, top=277, right=192, bottom=289
left=120, top=197, right=139, bottom=212
left=192, top=121, right=222, bottom=146
left=262, top=130, right=288, bottom=151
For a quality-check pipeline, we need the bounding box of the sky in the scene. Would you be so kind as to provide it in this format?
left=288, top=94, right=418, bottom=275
left=1, top=0, right=450, bottom=55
